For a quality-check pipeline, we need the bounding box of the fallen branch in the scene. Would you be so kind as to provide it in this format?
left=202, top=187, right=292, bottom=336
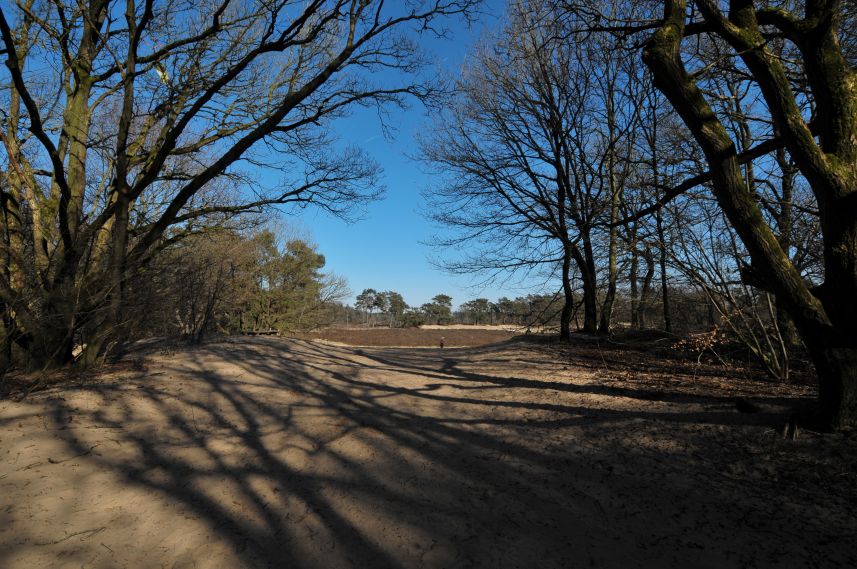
left=47, top=443, right=102, bottom=465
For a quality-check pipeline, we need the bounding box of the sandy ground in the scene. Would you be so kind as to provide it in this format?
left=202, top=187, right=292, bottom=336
left=306, top=327, right=516, bottom=347
left=418, top=325, right=549, bottom=333
left=1, top=336, right=855, bottom=569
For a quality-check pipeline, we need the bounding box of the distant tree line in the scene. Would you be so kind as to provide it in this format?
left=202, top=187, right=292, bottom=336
left=347, top=290, right=453, bottom=327
left=341, top=287, right=729, bottom=333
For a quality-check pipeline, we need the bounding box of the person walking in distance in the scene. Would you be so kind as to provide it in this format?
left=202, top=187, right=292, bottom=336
left=440, top=337, right=445, bottom=349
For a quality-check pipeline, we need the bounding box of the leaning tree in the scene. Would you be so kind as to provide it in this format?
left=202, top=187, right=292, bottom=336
left=572, top=0, right=857, bottom=429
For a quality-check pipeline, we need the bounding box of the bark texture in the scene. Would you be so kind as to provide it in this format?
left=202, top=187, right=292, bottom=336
left=643, top=0, right=857, bottom=428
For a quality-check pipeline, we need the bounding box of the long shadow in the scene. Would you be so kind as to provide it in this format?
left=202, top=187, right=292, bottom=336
left=3, top=337, right=850, bottom=569
left=354, top=345, right=806, bottom=412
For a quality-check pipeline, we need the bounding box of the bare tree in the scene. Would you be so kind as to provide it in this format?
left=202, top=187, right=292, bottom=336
left=0, top=0, right=475, bottom=368
left=424, top=0, right=640, bottom=338
left=671, top=196, right=793, bottom=380
left=571, top=0, right=857, bottom=428
left=592, top=13, right=641, bottom=334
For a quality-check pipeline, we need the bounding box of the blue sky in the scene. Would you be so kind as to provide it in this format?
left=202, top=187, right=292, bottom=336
left=286, top=1, right=552, bottom=309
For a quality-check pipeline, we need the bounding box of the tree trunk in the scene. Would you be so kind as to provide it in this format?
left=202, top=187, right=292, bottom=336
left=560, top=246, right=574, bottom=340
left=629, top=243, right=640, bottom=329
left=599, top=84, right=620, bottom=335
left=572, top=240, right=598, bottom=334
left=810, top=208, right=857, bottom=428
left=642, top=0, right=857, bottom=427
left=599, top=230, right=618, bottom=334
left=0, top=302, right=13, bottom=371
left=639, top=246, right=655, bottom=329
left=656, top=208, right=671, bottom=333
left=805, top=337, right=857, bottom=430
left=81, top=191, right=131, bottom=366
left=28, top=318, right=75, bottom=369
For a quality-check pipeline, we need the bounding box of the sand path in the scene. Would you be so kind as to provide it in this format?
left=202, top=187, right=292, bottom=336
left=1, top=337, right=855, bottom=568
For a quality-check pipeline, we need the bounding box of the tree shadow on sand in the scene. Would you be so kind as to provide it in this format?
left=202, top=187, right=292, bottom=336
left=3, top=337, right=854, bottom=569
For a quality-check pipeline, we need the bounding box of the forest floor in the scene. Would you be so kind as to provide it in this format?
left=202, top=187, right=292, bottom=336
left=1, top=335, right=856, bottom=568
